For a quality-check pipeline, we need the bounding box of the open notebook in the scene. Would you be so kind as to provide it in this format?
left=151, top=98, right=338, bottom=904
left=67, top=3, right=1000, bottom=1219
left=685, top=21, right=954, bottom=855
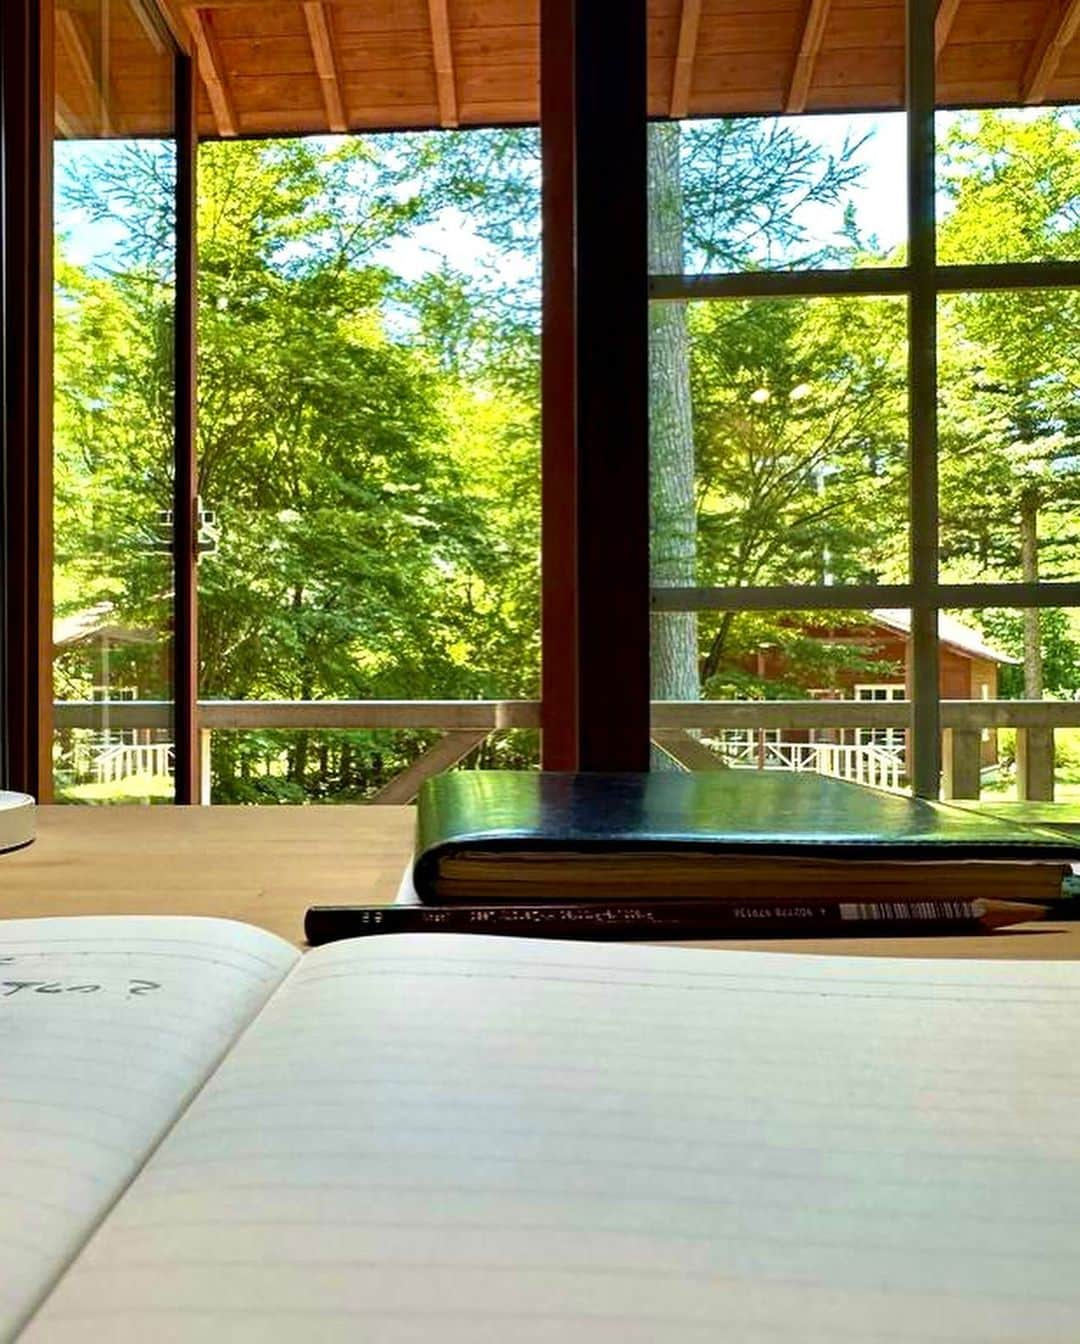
left=4, top=915, right=1080, bottom=1342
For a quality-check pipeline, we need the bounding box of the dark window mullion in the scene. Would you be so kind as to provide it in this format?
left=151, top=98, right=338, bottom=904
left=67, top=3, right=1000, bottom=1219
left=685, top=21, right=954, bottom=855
left=907, top=0, right=941, bottom=798
left=574, top=0, right=650, bottom=771
left=172, top=49, right=198, bottom=803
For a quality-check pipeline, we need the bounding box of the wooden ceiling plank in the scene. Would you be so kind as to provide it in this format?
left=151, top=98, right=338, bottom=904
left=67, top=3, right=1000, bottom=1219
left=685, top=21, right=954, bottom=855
left=185, top=7, right=238, bottom=135
left=785, top=0, right=832, bottom=114
left=670, top=0, right=703, bottom=118
left=303, top=2, right=348, bottom=132
left=1022, top=0, right=1080, bottom=102
left=934, top=0, right=962, bottom=58
left=428, top=0, right=459, bottom=128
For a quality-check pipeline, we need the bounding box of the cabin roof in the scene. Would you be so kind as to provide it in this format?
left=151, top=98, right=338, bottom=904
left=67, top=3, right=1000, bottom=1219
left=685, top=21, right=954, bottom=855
left=54, top=602, right=157, bottom=650
left=871, top=608, right=1020, bottom=665
left=55, top=0, right=1080, bottom=140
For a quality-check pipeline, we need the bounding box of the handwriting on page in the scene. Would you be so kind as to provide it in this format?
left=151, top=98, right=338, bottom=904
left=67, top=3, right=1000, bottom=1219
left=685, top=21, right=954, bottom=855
left=0, top=973, right=161, bottom=997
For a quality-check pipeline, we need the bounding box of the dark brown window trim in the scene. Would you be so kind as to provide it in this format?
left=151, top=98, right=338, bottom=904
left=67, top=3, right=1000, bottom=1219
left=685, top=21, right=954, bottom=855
left=1, top=0, right=53, bottom=800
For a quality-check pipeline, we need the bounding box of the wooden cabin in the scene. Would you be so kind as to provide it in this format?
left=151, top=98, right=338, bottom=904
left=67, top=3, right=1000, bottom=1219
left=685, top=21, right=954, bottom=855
left=750, top=609, right=1017, bottom=770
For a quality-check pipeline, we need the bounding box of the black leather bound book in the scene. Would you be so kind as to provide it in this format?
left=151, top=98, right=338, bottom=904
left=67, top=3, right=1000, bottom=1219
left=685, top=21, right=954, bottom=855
left=412, top=770, right=1078, bottom=905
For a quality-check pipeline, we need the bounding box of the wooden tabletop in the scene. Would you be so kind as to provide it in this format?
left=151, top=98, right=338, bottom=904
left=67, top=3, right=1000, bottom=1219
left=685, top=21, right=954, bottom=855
left=0, top=805, right=415, bottom=945
left=3, top=804, right=1080, bottom=957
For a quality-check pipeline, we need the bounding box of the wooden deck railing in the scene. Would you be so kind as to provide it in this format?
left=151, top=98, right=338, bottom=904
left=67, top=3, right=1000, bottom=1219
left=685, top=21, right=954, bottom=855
left=53, top=698, right=1080, bottom=803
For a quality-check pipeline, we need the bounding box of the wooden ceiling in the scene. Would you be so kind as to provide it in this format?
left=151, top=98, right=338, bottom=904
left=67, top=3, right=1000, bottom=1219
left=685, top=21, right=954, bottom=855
left=55, top=0, right=1080, bottom=140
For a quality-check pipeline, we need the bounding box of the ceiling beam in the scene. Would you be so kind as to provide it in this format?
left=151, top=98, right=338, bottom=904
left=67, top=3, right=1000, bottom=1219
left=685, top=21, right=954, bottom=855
left=185, top=7, right=237, bottom=136
left=934, top=0, right=962, bottom=58
left=151, top=0, right=194, bottom=54
left=669, top=0, right=702, bottom=119
left=303, top=2, right=347, bottom=132
left=785, top=0, right=831, bottom=114
left=129, top=0, right=168, bottom=55
left=427, top=0, right=459, bottom=128
left=1022, top=0, right=1080, bottom=103
left=55, top=92, right=82, bottom=140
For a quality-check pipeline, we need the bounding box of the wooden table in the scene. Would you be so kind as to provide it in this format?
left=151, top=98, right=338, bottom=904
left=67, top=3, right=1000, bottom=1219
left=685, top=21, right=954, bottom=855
left=3, top=805, right=1080, bottom=957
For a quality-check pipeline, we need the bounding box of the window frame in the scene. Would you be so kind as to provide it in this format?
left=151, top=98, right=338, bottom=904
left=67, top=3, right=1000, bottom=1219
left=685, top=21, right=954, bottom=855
left=647, top=0, right=1080, bottom=796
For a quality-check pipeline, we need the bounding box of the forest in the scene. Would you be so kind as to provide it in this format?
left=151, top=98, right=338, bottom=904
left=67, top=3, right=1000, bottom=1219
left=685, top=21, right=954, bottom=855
left=51, top=110, right=1080, bottom=802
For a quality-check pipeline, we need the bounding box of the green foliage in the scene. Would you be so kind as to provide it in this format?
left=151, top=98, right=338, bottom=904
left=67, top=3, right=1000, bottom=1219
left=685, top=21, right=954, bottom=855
left=937, top=113, right=1080, bottom=588
left=54, top=134, right=541, bottom=800
left=975, top=608, right=1080, bottom=699
left=52, top=110, right=1080, bottom=804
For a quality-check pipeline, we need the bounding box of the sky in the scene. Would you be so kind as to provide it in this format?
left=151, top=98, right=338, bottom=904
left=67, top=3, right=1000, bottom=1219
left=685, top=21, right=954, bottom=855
left=59, top=108, right=1074, bottom=281
left=55, top=112, right=913, bottom=281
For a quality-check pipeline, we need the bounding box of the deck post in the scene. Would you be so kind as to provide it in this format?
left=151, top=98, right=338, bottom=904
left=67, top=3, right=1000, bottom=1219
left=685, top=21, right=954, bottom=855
left=1016, top=728, right=1055, bottom=802
left=941, top=729, right=981, bottom=799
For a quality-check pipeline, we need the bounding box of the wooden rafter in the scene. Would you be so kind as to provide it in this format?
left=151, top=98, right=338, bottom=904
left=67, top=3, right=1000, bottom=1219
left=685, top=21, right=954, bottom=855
left=55, top=92, right=81, bottom=140
left=427, top=0, right=459, bottom=128
left=1022, top=0, right=1080, bottom=103
left=129, top=0, right=167, bottom=55
left=303, top=3, right=347, bottom=132
left=185, top=7, right=237, bottom=136
left=934, top=0, right=962, bottom=58
left=785, top=0, right=832, bottom=115
left=669, top=0, right=702, bottom=119
left=56, top=8, right=107, bottom=134
left=152, top=0, right=194, bottom=55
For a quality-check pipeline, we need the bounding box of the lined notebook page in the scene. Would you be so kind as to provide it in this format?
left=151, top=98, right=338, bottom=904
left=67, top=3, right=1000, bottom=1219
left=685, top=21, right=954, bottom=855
left=24, top=934, right=1080, bottom=1343
left=0, top=917, right=298, bottom=1341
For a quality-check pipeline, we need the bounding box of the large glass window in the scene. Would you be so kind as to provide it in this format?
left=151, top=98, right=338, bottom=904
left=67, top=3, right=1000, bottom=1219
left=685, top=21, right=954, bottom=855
left=52, top=0, right=178, bottom=803
left=192, top=131, right=541, bottom=803
left=647, top=4, right=1080, bottom=801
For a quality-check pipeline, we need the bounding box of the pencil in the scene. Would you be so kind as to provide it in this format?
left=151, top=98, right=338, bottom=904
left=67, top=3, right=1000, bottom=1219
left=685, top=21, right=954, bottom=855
left=305, top=898, right=1047, bottom=946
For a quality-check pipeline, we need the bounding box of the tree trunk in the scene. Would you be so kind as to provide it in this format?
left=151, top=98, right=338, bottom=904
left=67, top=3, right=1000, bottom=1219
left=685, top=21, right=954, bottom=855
left=1019, top=485, right=1043, bottom=698
left=647, top=123, right=698, bottom=718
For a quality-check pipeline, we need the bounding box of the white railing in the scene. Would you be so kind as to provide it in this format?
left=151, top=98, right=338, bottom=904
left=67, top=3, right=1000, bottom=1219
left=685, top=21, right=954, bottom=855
left=708, top=736, right=904, bottom=791
left=93, top=742, right=174, bottom=785
left=797, top=742, right=903, bottom=792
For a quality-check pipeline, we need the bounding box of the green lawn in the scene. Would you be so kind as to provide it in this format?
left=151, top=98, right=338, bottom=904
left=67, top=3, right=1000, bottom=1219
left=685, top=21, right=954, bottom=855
left=58, top=775, right=174, bottom=805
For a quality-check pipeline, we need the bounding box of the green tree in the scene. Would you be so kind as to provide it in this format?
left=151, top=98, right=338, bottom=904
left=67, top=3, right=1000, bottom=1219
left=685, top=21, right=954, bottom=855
left=937, top=111, right=1080, bottom=696
left=55, top=135, right=542, bottom=798
left=687, top=294, right=907, bottom=688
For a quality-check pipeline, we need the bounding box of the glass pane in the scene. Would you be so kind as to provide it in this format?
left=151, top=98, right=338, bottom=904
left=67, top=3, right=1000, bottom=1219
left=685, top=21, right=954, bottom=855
left=646, top=0, right=908, bottom=274
left=648, top=294, right=908, bottom=701
left=938, top=289, right=1080, bottom=585
left=937, top=109, right=1080, bottom=265
left=943, top=608, right=1080, bottom=806
left=648, top=114, right=907, bottom=276
left=650, top=610, right=911, bottom=792
left=52, top=1, right=177, bottom=804
left=205, top=729, right=539, bottom=805
left=195, top=132, right=540, bottom=802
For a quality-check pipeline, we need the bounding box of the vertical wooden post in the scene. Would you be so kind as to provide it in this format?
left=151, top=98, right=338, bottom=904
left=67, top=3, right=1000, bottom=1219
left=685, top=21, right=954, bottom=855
left=942, top=728, right=981, bottom=799
left=198, top=727, right=213, bottom=805
left=573, top=0, right=650, bottom=771
left=1016, top=727, right=1055, bottom=802
left=539, top=0, right=577, bottom=769
left=173, top=51, right=200, bottom=803
left=1, top=0, right=54, bottom=800
left=540, top=0, right=651, bottom=773
left=907, top=0, right=941, bottom=799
